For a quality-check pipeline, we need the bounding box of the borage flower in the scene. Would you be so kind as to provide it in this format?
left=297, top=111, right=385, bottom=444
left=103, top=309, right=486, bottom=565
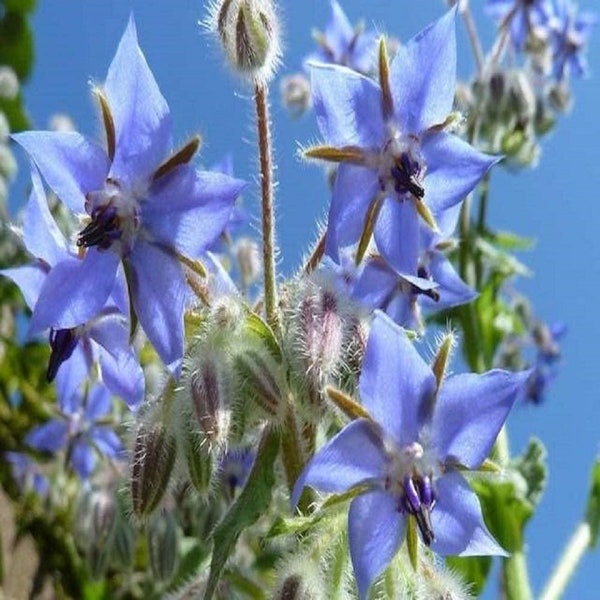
left=12, top=16, right=246, bottom=375
left=305, top=9, right=497, bottom=266
left=550, top=0, right=597, bottom=80
left=293, top=311, right=528, bottom=599
left=486, top=0, right=555, bottom=51
left=304, top=0, right=378, bottom=75
left=352, top=204, right=475, bottom=331
left=1, top=169, right=144, bottom=409
left=26, top=363, right=124, bottom=480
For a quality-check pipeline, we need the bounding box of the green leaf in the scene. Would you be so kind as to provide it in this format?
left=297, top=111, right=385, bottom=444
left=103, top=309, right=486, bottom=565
left=203, top=426, right=280, bottom=600
left=447, top=556, right=492, bottom=596
left=169, top=538, right=205, bottom=591
left=512, top=438, right=547, bottom=508
left=585, top=458, right=600, bottom=548
left=2, top=0, right=37, bottom=14
left=492, top=230, right=535, bottom=252
left=0, top=12, right=35, bottom=80
left=0, top=93, right=30, bottom=131
left=266, top=514, right=321, bottom=539
left=245, top=312, right=282, bottom=362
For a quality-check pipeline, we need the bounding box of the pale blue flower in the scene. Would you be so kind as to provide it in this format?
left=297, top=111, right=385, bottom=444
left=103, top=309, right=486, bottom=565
left=12, top=16, right=246, bottom=375
left=293, top=311, right=528, bottom=598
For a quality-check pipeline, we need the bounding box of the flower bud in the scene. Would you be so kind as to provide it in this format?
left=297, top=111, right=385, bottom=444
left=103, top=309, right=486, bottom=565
left=130, top=421, right=177, bottom=518
left=209, top=0, right=282, bottom=85
left=280, top=74, right=312, bottom=118
left=112, top=516, right=136, bottom=569
left=272, top=555, right=324, bottom=600
left=184, top=423, right=215, bottom=495
left=234, top=345, right=285, bottom=419
left=148, top=510, right=179, bottom=584
left=235, top=237, right=262, bottom=290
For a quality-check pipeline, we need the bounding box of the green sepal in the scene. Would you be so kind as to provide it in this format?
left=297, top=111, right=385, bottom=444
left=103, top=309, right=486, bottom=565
left=406, top=515, right=418, bottom=571
left=203, top=426, right=280, bottom=600
left=245, top=312, right=282, bottom=362
left=585, top=458, right=600, bottom=548
left=446, top=555, right=492, bottom=597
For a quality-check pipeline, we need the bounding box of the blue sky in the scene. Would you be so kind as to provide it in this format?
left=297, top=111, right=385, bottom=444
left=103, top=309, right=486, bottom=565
left=11, top=0, right=600, bottom=597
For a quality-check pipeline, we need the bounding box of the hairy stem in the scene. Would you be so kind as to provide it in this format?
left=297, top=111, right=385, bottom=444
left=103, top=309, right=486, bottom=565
left=459, top=0, right=485, bottom=75
left=539, top=523, right=591, bottom=600
left=254, top=83, right=279, bottom=333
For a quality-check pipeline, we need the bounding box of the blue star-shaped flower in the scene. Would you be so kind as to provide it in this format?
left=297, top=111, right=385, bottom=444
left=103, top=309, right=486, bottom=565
left=12, top=16, right=246, bottom=375
left=550, top=0, right=597, bottom=80
left=352, top=204, right=476, bottom=330
left=4, top=451, right=49, bottom=497
left=293, top=311, right=528, bottom=599
left=304, top=0, right=378, bottom=75
left=1, top=168, right=144, bottom=410
left=305, top=9, right=497, bottom=265
left=486, top=0, right=555, bottom=51
left=25, top=364, right=124, bottom=480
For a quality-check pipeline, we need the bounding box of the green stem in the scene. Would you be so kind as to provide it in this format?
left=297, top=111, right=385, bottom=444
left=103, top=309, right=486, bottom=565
left=254, top=83, right=279, bottom=334
left=539, top=523, right=591, bottom=600
left=504, top=549, right=533, bottom=600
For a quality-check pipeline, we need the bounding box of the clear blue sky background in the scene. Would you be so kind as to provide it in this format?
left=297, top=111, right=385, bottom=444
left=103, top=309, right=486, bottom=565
left=9, top=0, right=600, bottom=597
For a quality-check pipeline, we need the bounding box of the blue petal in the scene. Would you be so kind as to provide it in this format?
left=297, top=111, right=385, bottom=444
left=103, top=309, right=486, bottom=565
left=1, top=265, right=46, bottom=310
left=385, top=293, right=418, bottom=330
left=431, top=471, right=507, bottom=556
left=105, top=15, right=172, bottom=183
left=23, top=167, right=69, bottom=265
left=27, top=249, right=120, bottom=335
left=325, top=164, right=379, bottom=262
left=422, top=132, right=499, bottom=214
left=128, top=241, right=186, bottom=376
left=25, top=419, right=68, bottom=453
left=325, top=0, right=355, bottom=54
left=352, top=259, right=397, bottom=310
left=70, top=440, right=96, bottom=479
left=97, top=344, right=145, bottom=411
left=374, top=198, right=420, bottom=274
left=85, top=383, right=112, bottom=421
left=55, top=351, right=90, bottom=409
left=421, top=252, right=477, bottom=311
left=90, top=427, right=124, bottom=458
left=12, top=132, right=109, bottom=213
left=389, top=9, right=457, bottom=133
left=433, top=369, right=530, bottom=468
left=310, top=63, right=385, bottom=147
left=143, top=165, right=245, bottom=257
left=291, top=419, right=386, bottom=509
left=359, top=311, right=436, bottom=445
left=348, top=490, right=405, bottom=599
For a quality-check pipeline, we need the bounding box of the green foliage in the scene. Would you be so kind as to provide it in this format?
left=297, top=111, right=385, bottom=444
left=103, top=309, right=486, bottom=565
left=585, top=458, right=600, bottom=548
left=0, top=11, right=34, bottom=80
left=2, top=0, right=37, bottom=14
left=203, top=426, right=279, bottom=600
left=446, top=555, right=492, bottom=598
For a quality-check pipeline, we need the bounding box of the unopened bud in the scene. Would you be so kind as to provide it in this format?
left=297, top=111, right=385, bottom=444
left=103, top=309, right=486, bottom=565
left=189, top=356, right=230, bottom=446
left=210, top=0, right=282, bottom=85
left=234, top=346, right=284, bottom=418
left=131, top=421, right=177, bottom=518
left=112, top=516, right=136, bottom=569
left=0, top=66, right=19, bottom=100
left=0, top=144, right=17, bottom=181
left=148, top=510, right=179, bottom=584
left=273, top=556, right=323, bottom=600
left=48, top=113, right=76, bottom=132
left=280, top=73, right=312, bottom=118
left=184, top=424, right=215, bottom=494
left=235, top=237, right=262, bottom=289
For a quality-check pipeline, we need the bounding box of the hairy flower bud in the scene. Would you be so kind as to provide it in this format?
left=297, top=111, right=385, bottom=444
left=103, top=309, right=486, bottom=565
left=272, top=555, right=324, bottom=600
left=131, top=421, right=177, bottom=518
left=209, top=0, right=282, bottom=85
left=234, top=345, right=285, bottom=419
left=148, top=511, right=179, bottom=584
left=0, top=66, right=19, bottom=100
left=235, top=237, right=262, bottom=290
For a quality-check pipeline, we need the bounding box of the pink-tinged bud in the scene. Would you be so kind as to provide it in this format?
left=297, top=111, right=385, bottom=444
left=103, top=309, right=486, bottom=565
left=234, top=346, right=284, bottom=419
left=130, top=422, right=177, bottom=518
left=208, top=0, right=282, bottom=85
left=148, top=511, right=179, bottom=584
left=189, top=357, right=230, bottom=447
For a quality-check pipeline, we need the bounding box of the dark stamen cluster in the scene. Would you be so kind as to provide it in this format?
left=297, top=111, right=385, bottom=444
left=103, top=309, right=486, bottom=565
left=400, top=473, right=436, bottom=546
left=391, top=152, right=425, bottom=199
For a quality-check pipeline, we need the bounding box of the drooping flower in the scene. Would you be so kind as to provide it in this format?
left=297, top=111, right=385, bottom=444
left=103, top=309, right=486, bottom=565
left=12, top=16, right=246, bottom=375
left=1, top=168, right=144, bottom=410
left=293, top=311, right=528, bottom=598
left=486, top=0, right=555, bottom=51
left=304, top=0, right=378, bottom=75
left=25, top=363, right=124, bottom=480
left=550, top=0, right=597, bottom=80
left=305, top=9, right=497, bottom=266
left=352, top=204, right=476, bottom=331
